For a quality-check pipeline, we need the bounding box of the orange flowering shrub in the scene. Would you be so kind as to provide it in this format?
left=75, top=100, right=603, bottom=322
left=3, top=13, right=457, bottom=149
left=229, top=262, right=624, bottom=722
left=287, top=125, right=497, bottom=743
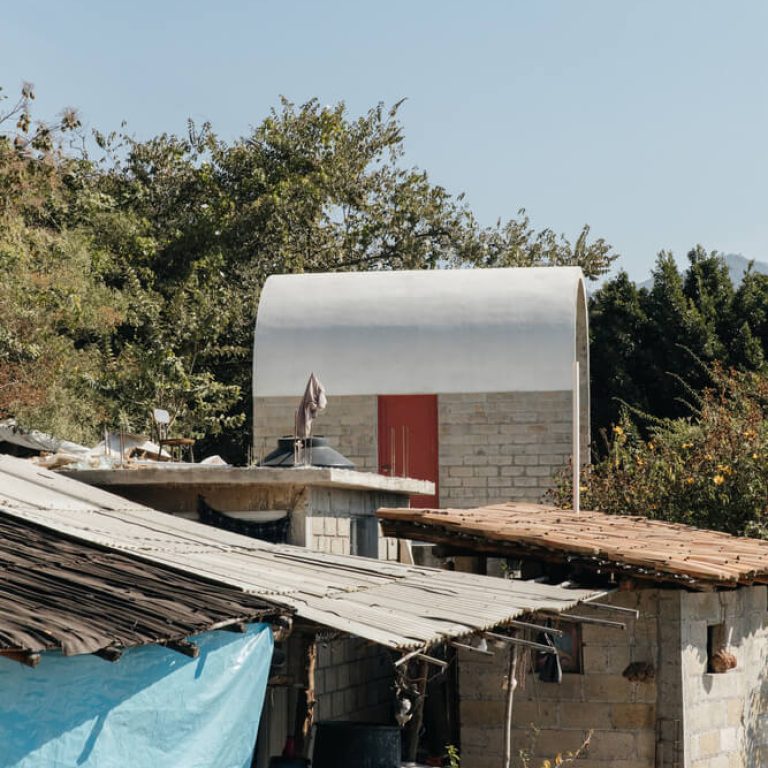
left=552, top=366, right=768, bottom=537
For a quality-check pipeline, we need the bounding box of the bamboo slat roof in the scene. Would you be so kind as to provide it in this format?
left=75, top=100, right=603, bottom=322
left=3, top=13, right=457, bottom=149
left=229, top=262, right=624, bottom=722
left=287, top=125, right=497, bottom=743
left=0, top=515, right=275, bottom=656
left=377, top=503, right=768, bottom=588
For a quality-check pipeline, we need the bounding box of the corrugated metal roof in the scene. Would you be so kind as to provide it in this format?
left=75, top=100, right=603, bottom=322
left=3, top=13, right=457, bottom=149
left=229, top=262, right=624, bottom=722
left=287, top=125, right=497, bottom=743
left=0, top=456, right=599, bottom=651
left=378, top=502, right=768, bottom=588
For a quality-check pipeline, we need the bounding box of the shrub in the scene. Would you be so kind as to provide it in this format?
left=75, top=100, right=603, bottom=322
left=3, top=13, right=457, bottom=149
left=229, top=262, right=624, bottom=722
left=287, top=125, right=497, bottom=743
left=551, top=365, right=768, bottom=538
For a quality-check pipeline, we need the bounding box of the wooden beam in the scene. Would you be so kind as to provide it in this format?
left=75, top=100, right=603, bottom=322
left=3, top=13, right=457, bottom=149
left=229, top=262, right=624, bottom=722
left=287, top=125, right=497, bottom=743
left=1, top=650, right=40, bottom=668
left=95, top=646, right=123, bottom=662
left=166, top=640, right=199, bottom=658
left=220, top=622, right=248, bottom=633
left=404, top=660, right=428, bottom=763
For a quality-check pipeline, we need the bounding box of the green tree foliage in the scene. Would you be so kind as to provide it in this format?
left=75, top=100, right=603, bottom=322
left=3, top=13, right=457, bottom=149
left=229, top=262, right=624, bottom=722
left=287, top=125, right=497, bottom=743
left=552, top=366, right=768, bottom=538
left=590, top=247, right=768, bottom=447
left=1, top=86, right=617, bottom=460
left=0, top=83, right=120, bottom=443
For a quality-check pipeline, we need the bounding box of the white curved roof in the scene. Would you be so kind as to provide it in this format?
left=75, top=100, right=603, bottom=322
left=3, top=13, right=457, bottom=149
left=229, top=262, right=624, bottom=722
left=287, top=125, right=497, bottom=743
left=253, top=267, right=587, bottom=397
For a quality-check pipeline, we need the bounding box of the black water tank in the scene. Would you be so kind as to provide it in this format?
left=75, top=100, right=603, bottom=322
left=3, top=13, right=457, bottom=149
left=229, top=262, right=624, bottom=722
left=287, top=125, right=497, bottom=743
left=311, top=722, right=401, bottom=768
left=260, top=436, right=355, bottom=469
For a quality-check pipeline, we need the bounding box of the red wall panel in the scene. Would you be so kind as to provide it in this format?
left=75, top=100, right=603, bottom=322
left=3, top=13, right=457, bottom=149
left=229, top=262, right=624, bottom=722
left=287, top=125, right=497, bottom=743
left=378, top=395, right=439, bottom=508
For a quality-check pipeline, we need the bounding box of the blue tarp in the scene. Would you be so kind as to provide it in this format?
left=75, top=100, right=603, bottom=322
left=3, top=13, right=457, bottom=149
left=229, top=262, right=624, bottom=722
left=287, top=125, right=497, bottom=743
left=0, top=623, right=273, bottom=768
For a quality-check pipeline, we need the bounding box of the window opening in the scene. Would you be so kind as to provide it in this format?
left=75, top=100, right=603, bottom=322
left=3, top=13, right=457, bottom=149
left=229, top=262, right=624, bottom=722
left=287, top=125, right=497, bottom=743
left=707, top=622, right=735, bottom=673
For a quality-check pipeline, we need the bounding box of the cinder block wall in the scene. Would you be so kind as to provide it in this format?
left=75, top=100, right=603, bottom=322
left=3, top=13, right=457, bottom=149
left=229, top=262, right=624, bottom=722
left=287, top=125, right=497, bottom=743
left=437, top=391, right=581, bottom=507
left=254, top=390, right=587, bottom=507
left=457, top=586, right=768, bottom=768
left=458, top=590, right=661, bottom=768
left=305, top=487, right=401, bottom=560
left=314, top=637, right=394, bottom=723
left=680, top=585, right=768, bottom=767
left=300, top=488, right=399, bottom=736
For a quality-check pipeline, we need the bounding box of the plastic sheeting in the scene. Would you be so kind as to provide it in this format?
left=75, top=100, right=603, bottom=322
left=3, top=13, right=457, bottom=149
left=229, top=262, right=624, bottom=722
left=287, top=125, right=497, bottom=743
left=0, top=623, right=273, bottom=768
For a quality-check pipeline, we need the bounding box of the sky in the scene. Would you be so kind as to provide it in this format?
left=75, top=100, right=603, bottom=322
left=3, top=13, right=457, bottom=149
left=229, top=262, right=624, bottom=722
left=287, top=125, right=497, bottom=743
left=1, top=0, right=766, bottom=281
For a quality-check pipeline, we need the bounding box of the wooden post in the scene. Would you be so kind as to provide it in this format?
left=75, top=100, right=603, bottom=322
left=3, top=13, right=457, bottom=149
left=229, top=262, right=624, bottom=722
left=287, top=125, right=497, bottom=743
left=294, top=637, right=317, bottom=757
left=404, top=659, right=429, bottom=762
left=502, top=640, right=520, bottom=768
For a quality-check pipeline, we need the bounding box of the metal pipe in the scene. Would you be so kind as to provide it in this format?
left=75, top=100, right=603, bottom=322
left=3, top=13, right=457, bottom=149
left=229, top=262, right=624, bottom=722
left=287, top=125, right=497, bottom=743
left=573, top=360, right=580, bottom=514
left=502, top=641, right=519, bottom=768
left=537, top=612, right=626, bottom=630
left=503, top=619, right=564, bottom=636
left=583, top=601, right=640, bottom=618
left=450, top=641, right=494, bottom=656
left=484, top=631, right=557, bottom=654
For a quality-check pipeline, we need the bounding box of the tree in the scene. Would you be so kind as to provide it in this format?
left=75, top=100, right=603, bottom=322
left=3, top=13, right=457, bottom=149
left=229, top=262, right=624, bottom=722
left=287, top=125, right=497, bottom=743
left=87, top=98, right=617, bottom=459
left=589, top=247, right=768, bottom=452
left=588, top=270, right=649, bottom=443
left=1, top=86, right=618, bottom=459
left=0, top=83, right=116, bottom=443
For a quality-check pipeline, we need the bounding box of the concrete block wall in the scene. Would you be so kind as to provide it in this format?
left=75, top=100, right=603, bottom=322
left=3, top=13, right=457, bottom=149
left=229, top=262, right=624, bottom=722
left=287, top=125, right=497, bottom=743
left=314, top=637, right=395, bottom=723
left=679, top=586, right=768, bottom=768
left=254, top=389, right=586, bottom=508
left=438, top=391, right=581, bottom=508
left=261, top=635, right=394, bottom=762
left=253, top=395, right=378, bottom=471
left=306, top=487, right=401, bottom=560
left=457, top=590, right=660, bottom=768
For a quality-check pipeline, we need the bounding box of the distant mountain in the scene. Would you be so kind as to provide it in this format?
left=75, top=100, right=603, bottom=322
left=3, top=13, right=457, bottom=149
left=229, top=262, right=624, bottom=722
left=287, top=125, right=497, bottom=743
left=638, top=253, right=768, bottom=290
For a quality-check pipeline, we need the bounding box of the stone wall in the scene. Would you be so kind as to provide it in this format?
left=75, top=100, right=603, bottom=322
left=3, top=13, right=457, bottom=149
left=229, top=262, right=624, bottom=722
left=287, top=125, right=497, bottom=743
left=253, top=389, right=586, bottom=508
left=680, top=586, right=768, bottom=768
left=458, top=590, right=660, bottom=768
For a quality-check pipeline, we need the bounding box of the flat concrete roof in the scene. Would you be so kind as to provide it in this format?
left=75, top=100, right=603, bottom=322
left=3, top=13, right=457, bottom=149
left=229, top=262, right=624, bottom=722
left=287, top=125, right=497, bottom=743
left=62, top=465, right=434, bottom=495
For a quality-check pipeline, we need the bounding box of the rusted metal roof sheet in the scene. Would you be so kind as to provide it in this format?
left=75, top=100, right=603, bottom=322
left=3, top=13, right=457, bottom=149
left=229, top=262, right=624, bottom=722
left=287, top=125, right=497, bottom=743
left=0, top=456, right=599, bottom=651
left=378, top=502, right=768, bottom=588
left=0, top=513, right=275, bottom=656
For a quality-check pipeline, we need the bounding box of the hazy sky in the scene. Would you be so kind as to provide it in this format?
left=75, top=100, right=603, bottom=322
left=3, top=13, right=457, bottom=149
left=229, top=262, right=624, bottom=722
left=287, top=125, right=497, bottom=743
left=2, top=1, right=766, bottom=280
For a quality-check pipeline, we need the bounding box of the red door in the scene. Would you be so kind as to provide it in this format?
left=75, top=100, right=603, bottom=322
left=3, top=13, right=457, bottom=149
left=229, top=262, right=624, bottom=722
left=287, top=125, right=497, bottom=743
left=378, top=395, right=439, bottom=508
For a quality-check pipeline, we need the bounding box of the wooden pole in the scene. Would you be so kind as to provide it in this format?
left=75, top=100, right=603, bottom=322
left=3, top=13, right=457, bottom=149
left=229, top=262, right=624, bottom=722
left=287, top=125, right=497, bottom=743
left=502, top=640, right=520, bottom=768
left=294, top=637, right=317, bottom=757
left=404, top=659, right=429, bottom=763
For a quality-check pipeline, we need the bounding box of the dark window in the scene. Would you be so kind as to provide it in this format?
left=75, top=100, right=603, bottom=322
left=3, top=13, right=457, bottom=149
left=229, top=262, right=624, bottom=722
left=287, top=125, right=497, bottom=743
left=535, top=621, right=583, bottom=679
left=555, top=622, right=583, bottom=673
left=351, top=516, right=379, bottom=558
